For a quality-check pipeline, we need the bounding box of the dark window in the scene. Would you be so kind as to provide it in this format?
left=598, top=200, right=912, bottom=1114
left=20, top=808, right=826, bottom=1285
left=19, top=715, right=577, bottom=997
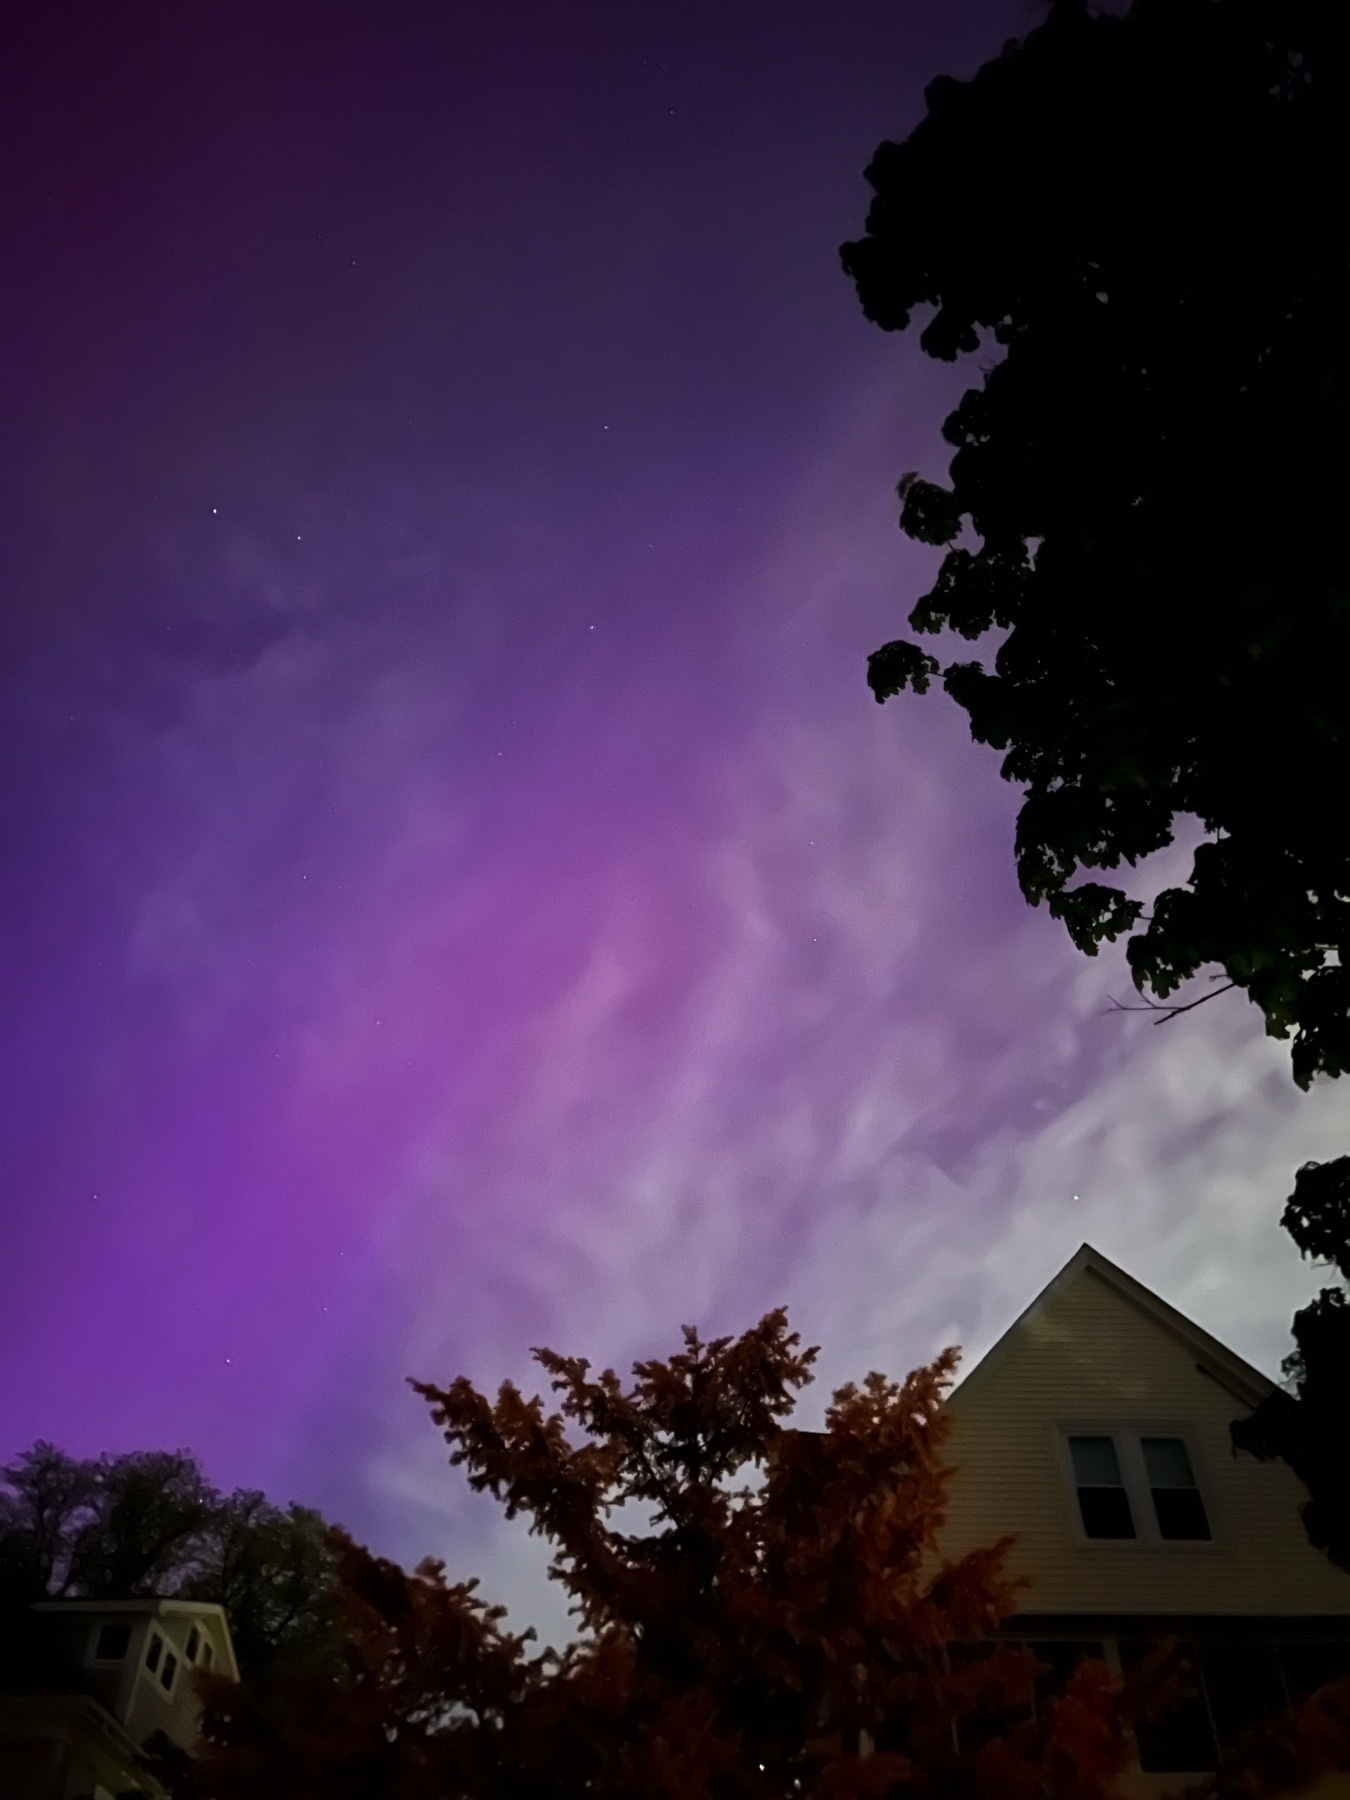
left=160, top=1651, right=178, bottom=1692
left=1142, top=1437, right=1211, bottom=1540
left=201, top=1642, right=214, bottom=1669
left=1025, top=1641, right=1105, bottom=1715
left=1069, top=1436, right=1135, bottom=1538
left=93, top=1623, right=131, bottom=1661
left=186, top=1627, right=200, bottom=1662
left=1120, top=1639, right=1216, bottom=1773
left=1279, top=1641, right=1350, bottom=1703
left=145, top=1633, right=163, bottom=1674
left=948, top=1642, right=1034, bottom=1752
left=1199, top=1642, right=1286, bottom=1751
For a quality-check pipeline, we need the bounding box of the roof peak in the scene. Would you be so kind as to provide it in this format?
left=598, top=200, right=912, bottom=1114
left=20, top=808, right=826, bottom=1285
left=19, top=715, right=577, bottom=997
left=948, top=1240, right=1275, bottom=1412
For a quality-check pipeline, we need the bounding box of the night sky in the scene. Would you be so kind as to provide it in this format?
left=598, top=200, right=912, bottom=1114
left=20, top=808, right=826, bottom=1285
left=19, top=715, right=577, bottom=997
left=2, top=0, right=1345, bottom=1645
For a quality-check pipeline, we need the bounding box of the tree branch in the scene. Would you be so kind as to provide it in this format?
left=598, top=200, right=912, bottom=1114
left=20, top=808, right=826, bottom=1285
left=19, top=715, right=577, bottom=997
left=1105, top=981, right=1236, bottom=1025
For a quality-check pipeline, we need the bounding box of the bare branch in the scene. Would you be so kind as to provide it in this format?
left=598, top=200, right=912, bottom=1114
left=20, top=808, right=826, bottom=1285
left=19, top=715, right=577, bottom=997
left=1104, top=982, right=1236, bottom=1025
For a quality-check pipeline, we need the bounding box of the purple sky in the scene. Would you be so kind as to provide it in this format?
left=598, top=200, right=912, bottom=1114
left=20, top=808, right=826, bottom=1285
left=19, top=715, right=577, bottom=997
left=2, top=0, right=1345, bottom=1644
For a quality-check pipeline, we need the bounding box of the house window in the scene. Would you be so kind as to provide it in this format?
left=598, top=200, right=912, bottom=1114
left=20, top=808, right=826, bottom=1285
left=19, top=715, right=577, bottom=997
left=1200, top=1641, right=1285, bottom=1749
left=145, top=1632, right=164, bottom=1674
left=1120, top=1639, right=1217, bottom=1772
left=1119, top=1637, right=1304, bottom=1771
left=1068, top=1435, right=1136, bottom=1538
left=1142, top=1436, right=1211, bottom=1540
left=160, top=1650, right=178, bottom=1692
left=201, top=1641, right=214, bottom=1669
left=186, top=1626, right=200, bottom=1662
left=92, top=1623, right=131, bottom=1662
left=1279, top=1640, right=1350, bottom=1703
left=1026, top=1640, right=1106, bottom=1712
left=1064, top=1429, right=1211, bottom=1543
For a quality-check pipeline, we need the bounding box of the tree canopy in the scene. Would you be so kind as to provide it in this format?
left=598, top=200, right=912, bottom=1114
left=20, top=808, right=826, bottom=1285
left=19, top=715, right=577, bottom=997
left=0, top=1443, right=342, bottom=1680
left=186, top=1311, right=1132, bottom=1800
left=842, top=0, right=1350, bottom=1086
left=178, top=1310, right=1350, bottom=1800
left=1233, top=1156, right=1350, bottom=1570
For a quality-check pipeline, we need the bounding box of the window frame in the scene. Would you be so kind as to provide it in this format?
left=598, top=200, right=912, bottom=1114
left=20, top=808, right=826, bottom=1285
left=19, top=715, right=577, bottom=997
left=87, top=1621, right=133, bottom=1664
left=1056, top=1424, right=1215, bottom=1548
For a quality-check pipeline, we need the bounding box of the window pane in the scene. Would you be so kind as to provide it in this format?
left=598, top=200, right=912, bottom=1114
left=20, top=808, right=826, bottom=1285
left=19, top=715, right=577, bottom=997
left=1142, top=1437, right=1196, bottom=1488
left=1200, top=1642, right=1286, bottom=1750
left=145, top=1633, right=163, bottom=1673
left=186, top=1627, right=200, bottom=1662
left=201, top=1642, right=213, bottom=1669
left=1026, top=1641, right=1105, bottom=1713
left=160, top=1651, right=178, bottom=1692
left=1078, top=1486, right=1136, bottom=1539
left=1279, top=1641, right=1350, bottom=1703
left=1070, top=1436, right=1123, bottom=1485
left=94, top=1623, right=130, bottom=1661
left=949, top=1642, right=1035, bottom=1752
left=1154, top=1487, right=1211, bottom=1540
left=1120, top=1640, right=1217, bottom=1773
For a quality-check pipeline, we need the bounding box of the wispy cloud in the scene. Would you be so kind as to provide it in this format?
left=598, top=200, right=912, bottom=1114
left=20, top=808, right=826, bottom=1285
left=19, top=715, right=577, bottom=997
left=358, top=393, right=1343, bottom=1633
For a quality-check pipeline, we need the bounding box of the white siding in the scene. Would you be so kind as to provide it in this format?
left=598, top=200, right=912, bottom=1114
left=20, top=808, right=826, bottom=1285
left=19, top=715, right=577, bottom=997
left=123, top=1623, right=204, bottom=1753
left=940, top=1265, right=1350, bottom=1617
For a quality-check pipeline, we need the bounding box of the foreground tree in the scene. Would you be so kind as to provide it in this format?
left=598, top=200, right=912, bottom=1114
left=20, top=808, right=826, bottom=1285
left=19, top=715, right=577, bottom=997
left=0, top=1444, right=341, bottom=1680
left=186, top=1310, right=1132, bottom=1800
left=1233, top=1156, right=1350, bottom=1570
left=177, top=1309, right=1350, bottom=1799
left=842, top=0, right=1350, bottom=1085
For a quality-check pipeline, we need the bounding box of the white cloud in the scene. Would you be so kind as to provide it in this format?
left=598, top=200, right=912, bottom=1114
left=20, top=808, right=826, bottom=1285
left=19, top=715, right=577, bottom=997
left=359, top=384, right=1347, bottom=1636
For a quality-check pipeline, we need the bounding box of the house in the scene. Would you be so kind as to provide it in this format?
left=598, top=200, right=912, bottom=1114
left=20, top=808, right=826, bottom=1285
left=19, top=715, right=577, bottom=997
left=940, top=1242, right=1350, bottom=1789
left=0, top=1597, right=238, bottom=1800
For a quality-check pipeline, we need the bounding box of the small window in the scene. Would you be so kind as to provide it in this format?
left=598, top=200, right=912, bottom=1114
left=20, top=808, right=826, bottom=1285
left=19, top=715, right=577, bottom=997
left=1200, top=1641, right=1286, bottom=1750
left=93, top=1622, right=131, bottom=1662
left=1069, top=1435, right=1135, bottom=1538
left=160, top=1650, right=178, bottom=1692
left=1121, top=1639, right=1216, bottom=1772
left=186, top=1626, right=200, bottom=1662
left=1279, top=1640, right=1350, bottom=1703
left=201, top=1641, right=214, bottom=1669
left=1142, top=1437, right=1211, bottom=1540
left=1026, top=1641, right=1105, bottom=1714
left=145, top=1632, right=163, bottom=1674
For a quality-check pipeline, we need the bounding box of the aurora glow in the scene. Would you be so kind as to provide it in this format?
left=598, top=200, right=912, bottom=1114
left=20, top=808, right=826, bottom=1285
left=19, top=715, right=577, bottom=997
left=1, top=1, right=1342, bottom=1640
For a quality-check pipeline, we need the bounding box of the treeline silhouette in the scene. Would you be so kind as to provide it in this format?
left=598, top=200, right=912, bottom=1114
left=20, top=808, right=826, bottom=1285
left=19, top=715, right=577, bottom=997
left=0, top=1443, right=342, bottom=1682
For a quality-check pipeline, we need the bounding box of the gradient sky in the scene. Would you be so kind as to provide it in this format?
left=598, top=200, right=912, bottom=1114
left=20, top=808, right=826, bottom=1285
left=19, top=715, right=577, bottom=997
left=2, top=0, right=1345, bottom=1647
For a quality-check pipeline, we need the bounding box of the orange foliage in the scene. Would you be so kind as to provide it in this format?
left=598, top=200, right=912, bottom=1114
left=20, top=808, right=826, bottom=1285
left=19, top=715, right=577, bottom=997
left=172, top=1308, right=1345, bottom=1800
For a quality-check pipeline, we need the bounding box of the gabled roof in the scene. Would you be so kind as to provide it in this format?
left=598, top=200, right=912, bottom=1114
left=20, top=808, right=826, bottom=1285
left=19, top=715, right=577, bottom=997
left=30, top=1598, right=228, bottom=1620
left=946, top=1241, right=1276, bottom=1414
left=29, top=1597, right=241, bottom=1683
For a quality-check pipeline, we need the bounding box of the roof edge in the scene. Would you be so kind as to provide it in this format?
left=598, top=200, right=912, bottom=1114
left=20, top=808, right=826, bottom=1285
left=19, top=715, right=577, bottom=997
left=31, top=1598, right=232, bottom=1619
left=946, top=1242, right=1276, bottom=1414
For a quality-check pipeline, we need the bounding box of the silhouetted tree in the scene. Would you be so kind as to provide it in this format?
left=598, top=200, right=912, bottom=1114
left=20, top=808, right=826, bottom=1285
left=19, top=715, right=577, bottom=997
left=0, top=1444, right=341, bottom=1679
left=842, top=0, right=1350, bottom=1087
left=182, top=1491, right=343, bottom=1681
left=186, top=1309, right=1134, bottom=1799
left=174, top=1308, right=1350, bottom=1799
left=1233, top=1157, right=1350, bottom=1569
left=0, top=1441, right=102, bottom=1603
